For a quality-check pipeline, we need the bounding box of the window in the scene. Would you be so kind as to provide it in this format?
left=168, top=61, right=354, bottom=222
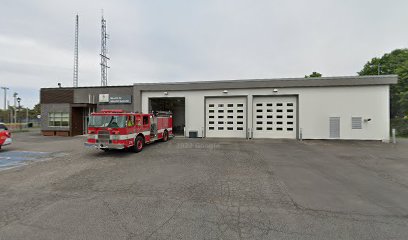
left=237, top=127, right=244, bottom=130
left=287, top=128, right=293, bottom=131
left=277, top=103, right=283, bottom=106
left=277, top=109, right=283, bottom=112
left=218, top=127, right=224, bottom=130
left=237, top=104, right=244, bottom=107
left=227, top=121, right=233, bottom=124
left=227, top=116, right=233, bottom=119
left=287, top=115, right=294, bottom=119
left=227, top=110, right=233, bottom=113
left=267, top=109, right=273, bottom=112
left=267, top=103, right=272, bottom=106
left=267, top=127, right=272, bottom=130
left=227, top=127, right=233, bottom=130
left=237, top=116, right=244, bottom=119
left=287, top=103, right=294, bottom=106
left=256, top=103, right=262, bottom=106
left=237, top=121, right=243, bottom=124
left=277, top=121, right=283, bottom=125
left=237, top=109, right=244, bottom=113
left=277, top=115, right=283, bottom=118
left=209, top=121, right=214, bottom=124
left=209, top=110, right=214, bottom=113
left=352, top=117, right=362, bottom=129
left=287, top=109, right=293, bottom=112
left=218, top=116, right=224, bottom=119
left=277, top=127, right=283, bottom=131
left=267, top=115, right=272, bottom=118
left=143, top=116, right=149, bottom=125
left=209, top=104, right=214, bottom=107
left=256, top=127, right=262, bottom=130
left=218, top=121, right=224, bottom=124
left=127, top=115, right=135, bottom=127
left=218, top=110, right=224, bottom=113
left=267, top=121, right=272, bottom=124
left=287, top=122, right=293, bottom=125
left=218, top=104, right=224, bottom=107
left=209, top=115, right=214, bottom=118
left=209, top=127, right=214, bottom=130
left=257, top=121, right=262, bottom=124
left=257, top=115, right=262, bottom=118
left=227, top=104, right=233, bottom=107
left=257, top=109, right=263, bottom=112
left=48, top=112, right=70, bottom=127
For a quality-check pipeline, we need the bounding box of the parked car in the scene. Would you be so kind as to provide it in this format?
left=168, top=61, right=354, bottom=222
left=0, top=123, right=12, bottom=149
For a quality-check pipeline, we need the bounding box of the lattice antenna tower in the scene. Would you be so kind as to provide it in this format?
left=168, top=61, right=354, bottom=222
left=73, top=14, right=79, bottom=87
left=100, top=10, right=110, bottom=86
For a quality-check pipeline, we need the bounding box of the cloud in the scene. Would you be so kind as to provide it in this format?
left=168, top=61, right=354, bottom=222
left=1, top=0, right=408, bottom=108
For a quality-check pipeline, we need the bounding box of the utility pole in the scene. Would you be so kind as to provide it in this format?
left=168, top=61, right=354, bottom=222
left=1, top=87, right=9, bottom=110
left=73, top=14, right=79, bottom=87
left=26, top=107, right=29, bottom=127
left=13, top=92, right=17, bottom=124
left=17, top=97, right=21, bottom=130
left=100, top=10, right=110, bottom=86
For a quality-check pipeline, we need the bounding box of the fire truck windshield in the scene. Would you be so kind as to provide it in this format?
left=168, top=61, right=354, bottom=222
left=88, top=115, right=127, bottom=128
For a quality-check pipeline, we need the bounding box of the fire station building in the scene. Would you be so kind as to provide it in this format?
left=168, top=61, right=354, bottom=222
left=40, top=75, right=397, bottom=141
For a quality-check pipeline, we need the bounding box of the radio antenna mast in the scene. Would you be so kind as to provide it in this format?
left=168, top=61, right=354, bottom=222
left=73, top=14, right=79, bottom=87
left=100, top=10, right=110, bottom=86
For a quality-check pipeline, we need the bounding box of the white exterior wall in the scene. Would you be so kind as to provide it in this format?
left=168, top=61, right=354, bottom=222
left=141, top=85, right=390, bottom=141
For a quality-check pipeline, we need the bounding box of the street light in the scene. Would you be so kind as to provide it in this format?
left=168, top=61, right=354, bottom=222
left=12, top=92, right=18, bottom=124
left=16, top=97, right=22, bottom=130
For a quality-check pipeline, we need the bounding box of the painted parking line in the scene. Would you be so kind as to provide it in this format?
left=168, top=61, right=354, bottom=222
left=0, top=151, right=52, bottom=170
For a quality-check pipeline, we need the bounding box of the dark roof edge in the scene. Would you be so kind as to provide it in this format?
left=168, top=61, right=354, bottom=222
left=41, top=85, right=133, bottom=90
left=133, top=75, right=398, bottom=91
left=133, top=75, right=398, bottom=86
left=40, top=75, right=398, bottom=91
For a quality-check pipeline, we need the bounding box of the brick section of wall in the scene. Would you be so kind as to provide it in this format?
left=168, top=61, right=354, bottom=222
left=40, top=89, right=74, bottom=104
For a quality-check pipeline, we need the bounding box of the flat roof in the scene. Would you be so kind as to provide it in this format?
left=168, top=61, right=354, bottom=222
left=40, top=75, right=398, bottom=91
left=134, top=75, right=398, bottom=91
left=41, top=85, right=133, bottom=90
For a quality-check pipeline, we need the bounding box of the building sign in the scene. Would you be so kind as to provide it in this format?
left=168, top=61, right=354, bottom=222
left=109, top=96, right=132, bottom=104
left=99, top=94, right=110, bottom=103
left=98, top=94, right=132, bottom=104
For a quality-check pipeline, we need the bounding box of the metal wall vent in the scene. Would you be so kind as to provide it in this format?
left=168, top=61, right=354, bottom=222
left=351, top=117, right=362, bottom=129
left=329, top=117, right=340, bottom=138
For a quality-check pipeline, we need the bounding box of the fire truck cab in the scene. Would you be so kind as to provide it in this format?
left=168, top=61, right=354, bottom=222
left=85, top=109, right=172, bottom=152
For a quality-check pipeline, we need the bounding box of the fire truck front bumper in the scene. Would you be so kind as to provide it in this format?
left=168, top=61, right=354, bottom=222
left=84, top=142, right=125, bottom=150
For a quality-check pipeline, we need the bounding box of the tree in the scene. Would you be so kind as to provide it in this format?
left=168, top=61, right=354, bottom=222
left=358, top=49, right=408, bottom=117
left=305, top=72, right=322, bottom=78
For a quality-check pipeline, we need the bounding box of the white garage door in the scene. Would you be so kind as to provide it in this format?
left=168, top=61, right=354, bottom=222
left=206, top=97, right=247, bottom=138
left=252, top=96, right=297, bottom=139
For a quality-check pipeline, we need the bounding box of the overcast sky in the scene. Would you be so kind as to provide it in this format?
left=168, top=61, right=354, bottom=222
left=1, top=0, right=407, bottom=108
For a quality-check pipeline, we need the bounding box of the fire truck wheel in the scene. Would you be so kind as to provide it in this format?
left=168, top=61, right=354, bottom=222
left=162, top=130, right=169, bottom=142
left=133, top=136, right=144, bottom=153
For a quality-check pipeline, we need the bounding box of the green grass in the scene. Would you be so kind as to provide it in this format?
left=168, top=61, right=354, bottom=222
left=391, top=118, right=408, bottom=137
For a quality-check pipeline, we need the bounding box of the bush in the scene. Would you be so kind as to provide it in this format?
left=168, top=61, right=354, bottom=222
left=391, top=118, right=408, bottom=137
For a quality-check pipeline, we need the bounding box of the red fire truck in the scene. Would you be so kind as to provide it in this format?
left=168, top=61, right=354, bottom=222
left=85, top=110, right=172, bottom=152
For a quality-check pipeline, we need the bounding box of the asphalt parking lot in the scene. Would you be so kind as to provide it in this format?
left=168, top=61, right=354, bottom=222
left=0, top=131, right=408, bottom=240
